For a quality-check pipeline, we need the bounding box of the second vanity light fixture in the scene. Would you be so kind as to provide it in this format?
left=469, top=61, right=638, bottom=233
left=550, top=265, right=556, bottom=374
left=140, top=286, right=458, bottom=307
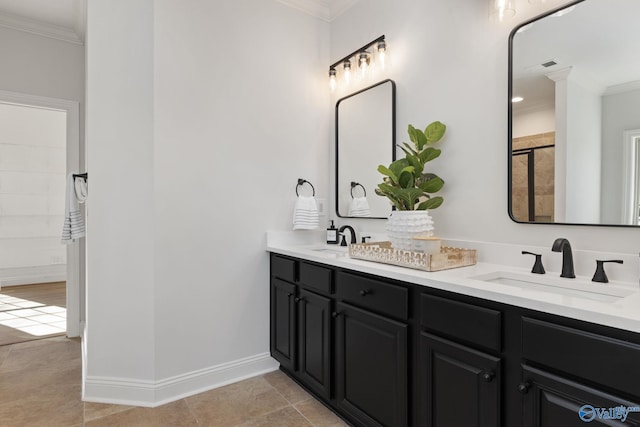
left=329, top=35, right=387, bottom=92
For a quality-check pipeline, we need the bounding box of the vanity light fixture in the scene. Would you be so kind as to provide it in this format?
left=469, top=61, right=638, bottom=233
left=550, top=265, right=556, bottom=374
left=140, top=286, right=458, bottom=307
left=358, top=51, right=371, bottom=77
left=377, top=40, right=387, bottom=69
left=329, top=68, right=337, bottom=91
left=343, top=59, right=352, bottom=84
left=512, top=96, right=524, bottom=103
left=490, top=0, right=516, bottom=22
left=328, top=35, right=387, bottom=92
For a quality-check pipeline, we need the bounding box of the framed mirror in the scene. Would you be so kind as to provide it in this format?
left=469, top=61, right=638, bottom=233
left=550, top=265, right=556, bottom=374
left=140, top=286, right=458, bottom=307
left=509, top=0, right=640, bottom=226
left=336, top=79, right=396, bottom=218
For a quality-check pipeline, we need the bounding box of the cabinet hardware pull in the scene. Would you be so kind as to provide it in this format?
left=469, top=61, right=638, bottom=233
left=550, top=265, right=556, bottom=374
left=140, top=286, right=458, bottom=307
left=295, top=297, right=303, bottom=302
left=359, top=290, right=369, bottom=296
left=517, top=382, right=531, bottom=394
left=332, top=312, right=341, bottom=318
left=287, top=293, right=293, bottom=298
left=481, top=371, right=495, bottom=382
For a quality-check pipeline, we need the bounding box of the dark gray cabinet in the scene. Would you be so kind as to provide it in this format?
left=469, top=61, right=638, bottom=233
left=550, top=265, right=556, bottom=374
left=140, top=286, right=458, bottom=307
left=335, top=302, right=408, bottom=427
left=270, top=256, right=333, bottom=400
left=520, top=365, right=640, bottom=426
left=420, top=332, right=500, bottom=427
left=269, top=253, right=640, bottom=427
left=270, top=278, right=296, bottom=372
left=297, top=288, right=332, bottom=399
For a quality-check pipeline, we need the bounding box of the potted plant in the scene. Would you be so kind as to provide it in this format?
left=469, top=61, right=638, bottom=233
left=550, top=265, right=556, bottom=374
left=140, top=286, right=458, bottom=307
left=375, top=121, right=446, bottom=250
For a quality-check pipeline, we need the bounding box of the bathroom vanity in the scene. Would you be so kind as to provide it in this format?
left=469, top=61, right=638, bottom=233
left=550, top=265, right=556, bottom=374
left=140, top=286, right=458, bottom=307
left=267, top=242, right=640, bottom=427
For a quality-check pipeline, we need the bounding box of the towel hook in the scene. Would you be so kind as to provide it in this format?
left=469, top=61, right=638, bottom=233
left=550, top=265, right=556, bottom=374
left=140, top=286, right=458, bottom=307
left=296, top=178, right=315, bottom=197
left=350, top=181, right=366, bottom=198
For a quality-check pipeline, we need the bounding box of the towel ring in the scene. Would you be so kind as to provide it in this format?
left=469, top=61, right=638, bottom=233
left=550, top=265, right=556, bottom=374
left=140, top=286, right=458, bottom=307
left=73, top=172, right=88, bottom=181
left=350, top=182, right=366, bottom=198
left=296, top=178, right=315, bottom=197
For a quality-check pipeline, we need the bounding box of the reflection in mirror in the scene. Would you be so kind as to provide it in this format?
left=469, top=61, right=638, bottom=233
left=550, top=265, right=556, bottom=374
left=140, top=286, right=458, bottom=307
left=336, top=79, right=396, bottom=218
left=509, top=0, right=640, bottom=226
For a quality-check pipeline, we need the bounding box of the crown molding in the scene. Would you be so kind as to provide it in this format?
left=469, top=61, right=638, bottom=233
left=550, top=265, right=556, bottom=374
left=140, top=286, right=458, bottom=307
left=604, top=79, right=640, bottom=97
left=0, top=12, right=82, bottom=45
left=275, top=0, right=359, bottom=22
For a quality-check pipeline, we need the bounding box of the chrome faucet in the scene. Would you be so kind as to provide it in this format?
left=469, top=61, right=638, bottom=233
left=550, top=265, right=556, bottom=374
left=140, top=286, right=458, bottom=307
left=338, top=225, right=356, bottom=247
left=551, top=238, right=575, bottom=278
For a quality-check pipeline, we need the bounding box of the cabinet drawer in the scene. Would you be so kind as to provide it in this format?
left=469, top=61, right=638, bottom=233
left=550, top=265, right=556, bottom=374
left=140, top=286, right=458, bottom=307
left=271, top=255, right=296, bottom=282
left=299, top=262, right=333, bottom=294
left=420, top=294, right=502, bottom=352
left=522, top=317, right=640, bottom=397
left=336, top=271, right=408, bottom=320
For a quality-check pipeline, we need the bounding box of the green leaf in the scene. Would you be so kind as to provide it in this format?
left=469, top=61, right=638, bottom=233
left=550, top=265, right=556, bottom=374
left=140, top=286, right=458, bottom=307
left=377, top=165, right=398, bottom=185
left=398, top=170, right=414, bottom=188
left=404, top=152, right=421, bottom=172
left=408, top=124, right=429, bottom=150
left=419, top=176, right=444, bottom=193
left=408, top=125, right=419, bottom=146
left=389, top=158, right=409, bottom=178
left=397, top=188, right=424, bottom=210
left=399, top=144, right=417, bottom=159
left=419, top=147, right=441, bottom=163
left=401, top=142, right=418, bottom=156
left=417, top=196, right=444, bottom=210
left=425, top=121, right=446, bottom=143
left=376, top=184, right=404, bottom=210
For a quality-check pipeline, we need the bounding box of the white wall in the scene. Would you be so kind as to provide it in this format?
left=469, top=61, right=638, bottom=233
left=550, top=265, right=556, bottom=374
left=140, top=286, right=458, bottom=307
left=0, top=103, right=67, bottom=282
left=328, top=0, right=640, bottom=254
left=512, top=106, right=554, bottom=138
left=564, top=77, right=601, bottom=223
left=0, top=26, right=84, bottom=102
left=85, top=0, right=329, bottom=405
left=601, top=88, right=640, bottom=223
left=85, top=0, right=156, bottom=388
left=153, top=0, right=329, bottom=380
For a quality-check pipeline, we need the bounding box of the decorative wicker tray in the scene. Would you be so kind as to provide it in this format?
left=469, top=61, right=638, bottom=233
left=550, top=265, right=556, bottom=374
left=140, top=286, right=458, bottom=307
left=348, top=241, right=477, bottom=272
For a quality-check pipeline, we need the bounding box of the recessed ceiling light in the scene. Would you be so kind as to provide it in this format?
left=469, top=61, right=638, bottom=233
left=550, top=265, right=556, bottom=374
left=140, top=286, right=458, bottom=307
left=512, top=96, right=524, bottom=103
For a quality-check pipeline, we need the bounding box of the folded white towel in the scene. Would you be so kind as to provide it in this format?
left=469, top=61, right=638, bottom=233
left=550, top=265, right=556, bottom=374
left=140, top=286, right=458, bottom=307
left=62, top=174, right=87, bottom=243
left=293, top=196, right=320, bottom=230
left=348, top=196, right=372, bottom=217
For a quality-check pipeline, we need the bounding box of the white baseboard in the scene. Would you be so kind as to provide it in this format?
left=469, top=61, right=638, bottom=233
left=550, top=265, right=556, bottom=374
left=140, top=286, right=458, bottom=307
left=83, top=353, right=279, bottom=407
left=0, top=265, right=66, bottom=287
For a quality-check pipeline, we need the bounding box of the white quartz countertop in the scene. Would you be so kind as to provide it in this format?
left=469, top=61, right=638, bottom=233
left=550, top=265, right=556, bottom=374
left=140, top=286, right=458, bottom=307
left=266, top=235, right=640, bottom=334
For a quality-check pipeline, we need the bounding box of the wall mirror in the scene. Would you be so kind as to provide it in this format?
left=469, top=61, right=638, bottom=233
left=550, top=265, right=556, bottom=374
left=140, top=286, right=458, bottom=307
left=509, top=0, right=640, bottom=226
left=336, top=79, right=396, bottom=218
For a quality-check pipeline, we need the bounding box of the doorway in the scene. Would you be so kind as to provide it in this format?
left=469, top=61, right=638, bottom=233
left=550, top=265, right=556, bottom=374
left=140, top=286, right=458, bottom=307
left=0, top=90, right=81, bottom=339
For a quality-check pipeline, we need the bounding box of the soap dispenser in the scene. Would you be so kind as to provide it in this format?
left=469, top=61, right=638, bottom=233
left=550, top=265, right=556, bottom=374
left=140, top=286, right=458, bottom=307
left=326, top=220, right=339, bottom=244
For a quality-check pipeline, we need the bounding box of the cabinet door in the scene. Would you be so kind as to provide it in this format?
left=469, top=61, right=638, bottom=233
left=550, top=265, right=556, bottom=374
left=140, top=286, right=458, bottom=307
left=270, top=278, right=296, bottom=372
left=298, top=288, right=332, bottom=399
left=521, top=365, right=640, bottom=427
left=335, top=302, right=408, bottom=427
left=420, top=332, right=501, bottom=427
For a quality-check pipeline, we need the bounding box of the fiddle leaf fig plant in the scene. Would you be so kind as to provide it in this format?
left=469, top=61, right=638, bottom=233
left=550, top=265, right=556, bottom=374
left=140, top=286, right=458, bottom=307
left=375, top=121, right=446, bottom=210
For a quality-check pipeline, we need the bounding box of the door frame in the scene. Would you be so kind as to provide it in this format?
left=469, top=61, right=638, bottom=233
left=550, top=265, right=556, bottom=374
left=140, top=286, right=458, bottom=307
left=0, top=89, right=81, bottom=337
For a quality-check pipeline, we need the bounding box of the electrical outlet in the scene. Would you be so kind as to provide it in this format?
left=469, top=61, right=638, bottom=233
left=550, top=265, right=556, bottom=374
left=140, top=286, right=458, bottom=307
left=317, top=198, right=327, bottom=217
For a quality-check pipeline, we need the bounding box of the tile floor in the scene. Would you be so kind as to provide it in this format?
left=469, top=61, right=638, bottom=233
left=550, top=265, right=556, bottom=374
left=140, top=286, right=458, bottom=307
left=0, top=336, right=350, bottom=426
left=0, top=282, right=66, bottom=346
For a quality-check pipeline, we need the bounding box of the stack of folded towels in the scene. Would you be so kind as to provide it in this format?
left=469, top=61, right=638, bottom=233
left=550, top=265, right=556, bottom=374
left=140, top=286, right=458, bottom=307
left=293, top=196, right=320, bottom=230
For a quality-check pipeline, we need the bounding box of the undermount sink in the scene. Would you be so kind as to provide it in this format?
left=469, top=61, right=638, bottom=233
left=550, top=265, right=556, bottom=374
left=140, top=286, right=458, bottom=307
left=310, top=246, right=348, bottom=257
left=471, top=271, right=636, bottom=303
